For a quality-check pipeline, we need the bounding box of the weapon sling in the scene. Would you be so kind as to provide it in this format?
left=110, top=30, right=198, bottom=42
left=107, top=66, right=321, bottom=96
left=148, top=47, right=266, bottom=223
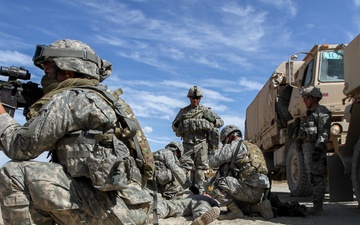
left=227, top=140, right=243, bottom=176
left=152, top=171, right=159, bottom=225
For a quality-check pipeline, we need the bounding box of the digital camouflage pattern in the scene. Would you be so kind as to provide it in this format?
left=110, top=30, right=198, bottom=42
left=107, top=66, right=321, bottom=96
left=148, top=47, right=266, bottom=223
left=114, top=92, right=155, bottom=180
left=0, top=161, right=149, bottom=225
left=33, top=39, right=112, bottom=82
left=156, top=194, right=219, bottom=220
left=152, top=147, right=190, bottom=199
left=207, top=138, right=270, bottom=210
left=0, top=84, right=152, bottom=224
left=172, top=103, right=223, bottom=194
left=299, top=104, right=331, bottom=204
left=298, top=105, right=331, bottom=147
left=300, top=86, right=323, bottom=99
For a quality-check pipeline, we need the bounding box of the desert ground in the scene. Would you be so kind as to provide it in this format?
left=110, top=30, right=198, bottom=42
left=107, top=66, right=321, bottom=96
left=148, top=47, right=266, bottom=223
left=0, top=181, right=359, bottom=225
left=157, top=181, right=360, bottom=225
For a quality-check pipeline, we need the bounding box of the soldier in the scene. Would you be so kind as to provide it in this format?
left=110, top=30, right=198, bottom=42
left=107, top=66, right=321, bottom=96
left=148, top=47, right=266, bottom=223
left=155, top=194, right=220, bottom=225
left=299, top=86, right=331, bottom=215
left=152, top=141, right=192, bottom=199
left=172, top=86, right=224, bottom=194
left=0, top=39, right=153, bottom=224
left=206, top=125, right=274, bottom=220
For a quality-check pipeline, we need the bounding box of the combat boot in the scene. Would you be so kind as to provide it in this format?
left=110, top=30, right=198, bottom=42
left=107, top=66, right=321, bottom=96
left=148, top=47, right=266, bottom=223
left=307, top=201, right=324, bottom=216
left=191, top=207, right=220, bottom=225
left=217, top=202, right=244, bottom=220
left=251, top=199, right=274, bottom=220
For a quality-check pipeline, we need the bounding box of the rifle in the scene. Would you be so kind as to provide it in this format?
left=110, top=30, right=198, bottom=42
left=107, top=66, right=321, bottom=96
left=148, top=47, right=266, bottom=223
left=0, top=66, right=43, bottom=118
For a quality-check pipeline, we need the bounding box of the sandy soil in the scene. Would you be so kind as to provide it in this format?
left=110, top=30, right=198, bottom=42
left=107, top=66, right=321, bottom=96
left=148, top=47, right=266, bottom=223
left=0, top=181, right=359, bottom=225
left=157, top=181, right=360, bottom=225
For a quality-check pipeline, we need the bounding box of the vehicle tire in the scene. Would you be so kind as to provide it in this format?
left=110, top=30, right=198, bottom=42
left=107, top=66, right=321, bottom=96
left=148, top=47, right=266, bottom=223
left=277, top=85, right=293, bottom=127
left=352, top=138, right=360, bottom=207
left=286, top=142, right=313, bottom=197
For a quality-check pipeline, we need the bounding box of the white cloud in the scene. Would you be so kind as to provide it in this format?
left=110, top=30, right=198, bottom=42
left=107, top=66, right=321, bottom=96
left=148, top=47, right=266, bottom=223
left=73, top=0, right=286, bottom=74
left=0, top=51, right=33, bottom=67
left=142, top=126, right=153, bottom=133
left=238, top=77, right=264, bottom=91
left=259, top=0, right=297, bottom=18
left=355, top=0, right=360, bottom=7
left=220, top=114, right=246, bottom=133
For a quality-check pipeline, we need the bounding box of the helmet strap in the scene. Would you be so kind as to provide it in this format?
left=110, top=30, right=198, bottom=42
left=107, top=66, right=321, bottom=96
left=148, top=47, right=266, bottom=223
left=307, top=96, right=319, bottom=109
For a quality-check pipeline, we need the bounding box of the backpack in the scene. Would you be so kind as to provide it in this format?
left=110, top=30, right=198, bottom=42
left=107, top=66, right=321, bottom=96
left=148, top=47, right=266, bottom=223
left=84, top=86, right=155, bottom=180
left=230, top=140, right=268, bottom=179
left=242, top=140, right=268, bottom=175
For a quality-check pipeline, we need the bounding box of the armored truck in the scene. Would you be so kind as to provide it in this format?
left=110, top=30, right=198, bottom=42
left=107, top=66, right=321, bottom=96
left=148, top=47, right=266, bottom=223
left=342, top=34, right=360, bottom=205
left=245, top=38, right=353, bottom=200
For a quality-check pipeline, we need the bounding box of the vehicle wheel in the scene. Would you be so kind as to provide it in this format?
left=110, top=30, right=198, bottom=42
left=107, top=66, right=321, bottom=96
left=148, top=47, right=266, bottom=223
left=286, top=142, right=313, bottom=197
left=277, top=85, right=293, bottom=127
left=352, top=138, right=360, bottom=207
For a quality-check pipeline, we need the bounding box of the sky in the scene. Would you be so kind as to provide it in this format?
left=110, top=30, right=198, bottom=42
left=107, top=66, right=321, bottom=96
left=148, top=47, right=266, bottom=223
left=0, top=0, right=359, bottom=165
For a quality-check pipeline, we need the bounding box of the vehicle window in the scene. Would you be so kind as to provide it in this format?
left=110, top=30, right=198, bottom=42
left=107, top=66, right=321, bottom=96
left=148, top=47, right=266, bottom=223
left=302, top=59, right=314, bottom=87
left=319, top=50, right=344, bottom=82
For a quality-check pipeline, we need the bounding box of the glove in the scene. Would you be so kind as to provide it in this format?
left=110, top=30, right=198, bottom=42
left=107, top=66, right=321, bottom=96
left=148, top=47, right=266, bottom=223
left=189, top=185, right=200, bottom=195
left=312, top=151, right=321, bottom=162
left=203, top=110, right=215, bottom=123
left=183, top=180, right=193, bottom=189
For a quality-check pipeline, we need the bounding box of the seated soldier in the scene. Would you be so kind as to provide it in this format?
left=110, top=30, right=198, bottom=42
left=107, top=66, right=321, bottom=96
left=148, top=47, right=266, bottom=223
left=151, top=141, right=192, bottom=199
left=206, top=125, right=274, bottom=220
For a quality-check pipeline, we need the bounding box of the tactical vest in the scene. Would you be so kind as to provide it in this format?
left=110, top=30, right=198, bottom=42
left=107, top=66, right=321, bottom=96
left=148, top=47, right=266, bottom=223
left=176, top=118, right=212, bottom=136
left=54, top=86, right=155, bottom=193
left=177, top=105, right=211, bottom=134
left=299, top=113, right=318, bottom=143
left=235, top=140, right=268, bottom=180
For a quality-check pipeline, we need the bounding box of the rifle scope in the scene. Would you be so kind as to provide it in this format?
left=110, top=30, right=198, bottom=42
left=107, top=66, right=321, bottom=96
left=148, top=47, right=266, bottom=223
left=0, top=66, right=31, bottom=80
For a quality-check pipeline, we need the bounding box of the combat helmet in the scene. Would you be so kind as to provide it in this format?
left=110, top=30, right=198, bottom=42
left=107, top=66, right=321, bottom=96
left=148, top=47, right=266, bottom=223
left=220, top=125, right=242, bottom=144
left=33, top=39, right=112, bottom=81
left=187, top=86, right=203, bottom=98
left=299, top=86, right=322, bottom=99
left=165, top=141, right=184, bottom=156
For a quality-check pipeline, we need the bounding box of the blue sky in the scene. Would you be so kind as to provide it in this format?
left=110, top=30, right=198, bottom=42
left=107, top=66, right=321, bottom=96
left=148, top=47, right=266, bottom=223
left=0, top=0, right=360, bottom=165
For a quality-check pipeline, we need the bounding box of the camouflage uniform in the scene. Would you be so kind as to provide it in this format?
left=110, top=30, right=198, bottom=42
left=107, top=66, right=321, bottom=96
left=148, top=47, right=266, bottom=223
left=156, top=194, right=219, bottom=220
left=172, top=97, right=223, bottom=194
left=207, top=138, right=270, bottom=213
left=299, top=86, right=331, bottom=210
left=300, top=105, right=331, bottom=204
left=151, top=143, right=191, bottom=199
left=0, top=39, right=152, bottom=225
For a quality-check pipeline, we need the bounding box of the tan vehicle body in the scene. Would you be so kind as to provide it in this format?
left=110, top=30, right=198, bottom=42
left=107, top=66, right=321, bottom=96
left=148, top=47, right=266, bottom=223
left=342, top=34, right=360, bottom=206
left=245, top=37, right=358, bottom=201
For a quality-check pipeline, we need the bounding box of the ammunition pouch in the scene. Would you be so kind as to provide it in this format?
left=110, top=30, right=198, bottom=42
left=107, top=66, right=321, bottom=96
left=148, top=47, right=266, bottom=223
left=299, top=118, right=318, bottom=143
left=176, top=118, right=212, bottom=136
left=236, top=161, right=256, bottom=180
left=55, top=130, right=142, bottom=192
left=155, top=169, right=173, bottom=185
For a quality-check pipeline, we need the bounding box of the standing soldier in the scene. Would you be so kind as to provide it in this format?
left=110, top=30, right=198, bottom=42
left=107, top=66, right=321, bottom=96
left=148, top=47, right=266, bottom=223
left=172, top=86, right=224, bottom=194
left=299, top=86, right=331, bottom=215
left=152, top=141, right=192, bottom=199
left=207, top=125, right=273, bottom=220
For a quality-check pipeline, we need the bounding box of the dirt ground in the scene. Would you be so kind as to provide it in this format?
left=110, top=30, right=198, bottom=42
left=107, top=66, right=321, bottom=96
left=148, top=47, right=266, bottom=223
left=0, top=181, right=359, bottom=225
left=157, top=181, right=360, bottom=225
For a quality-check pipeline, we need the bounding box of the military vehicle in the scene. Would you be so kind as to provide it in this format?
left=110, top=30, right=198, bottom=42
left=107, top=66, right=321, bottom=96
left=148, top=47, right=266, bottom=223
left=342, top=34, right=360, bottom=205
left=244, top=36, right=355, bottom=201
